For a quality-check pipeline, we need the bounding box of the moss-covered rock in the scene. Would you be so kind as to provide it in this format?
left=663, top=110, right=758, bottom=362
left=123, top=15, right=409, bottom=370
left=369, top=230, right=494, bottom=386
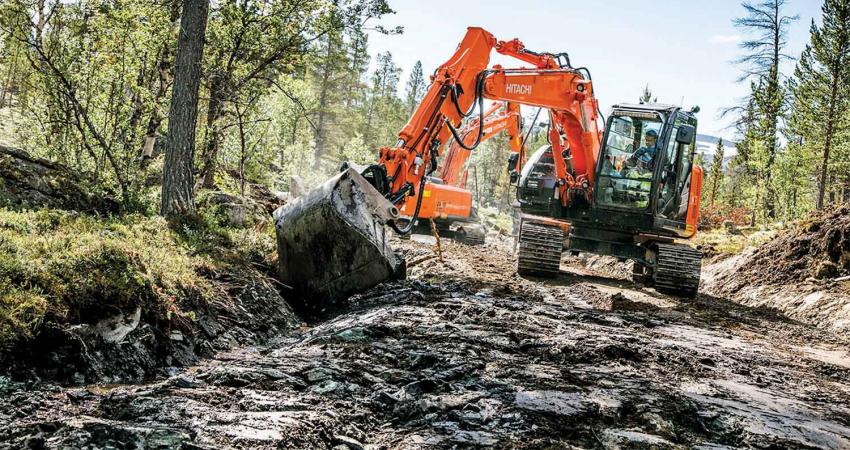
left=0, top=146, right=119, bottom=213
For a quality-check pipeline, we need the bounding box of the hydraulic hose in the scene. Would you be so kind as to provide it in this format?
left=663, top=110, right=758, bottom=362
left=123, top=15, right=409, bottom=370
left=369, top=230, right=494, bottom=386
left=574, top=66, right=606, bottom=124
left=446, top=70, right=490, bottom=151
left=389, top=175, right=427, bottom=235
left=386, top=85, right=451, bottom=234
left=408, top=85, right=450, bottom=152
left=520, top=107, right=543, bottom=151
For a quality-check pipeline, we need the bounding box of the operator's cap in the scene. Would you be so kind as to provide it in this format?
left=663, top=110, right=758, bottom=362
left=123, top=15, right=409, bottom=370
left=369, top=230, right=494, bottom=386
left=646, top=129, right=658, bottom=137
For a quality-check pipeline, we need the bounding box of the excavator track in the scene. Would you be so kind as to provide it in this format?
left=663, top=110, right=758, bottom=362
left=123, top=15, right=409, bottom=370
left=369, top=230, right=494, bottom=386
left=653, top=243, right=702, bottom=298
left=456, top=224, right=486, bottom=246
left=517, top=222, right=563, bottom=277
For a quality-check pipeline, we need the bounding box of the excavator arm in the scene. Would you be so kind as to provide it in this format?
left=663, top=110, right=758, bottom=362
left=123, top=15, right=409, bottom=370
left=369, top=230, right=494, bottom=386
left=440, top=101, right=524, bottom=188
left=371, top=27, right=602, bottom=234
left=396, top=101, right=524, bottom=230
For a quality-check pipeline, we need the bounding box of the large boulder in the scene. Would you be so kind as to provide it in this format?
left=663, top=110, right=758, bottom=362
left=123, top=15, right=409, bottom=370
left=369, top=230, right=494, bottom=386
left=0, top=145, right=118, bottom=213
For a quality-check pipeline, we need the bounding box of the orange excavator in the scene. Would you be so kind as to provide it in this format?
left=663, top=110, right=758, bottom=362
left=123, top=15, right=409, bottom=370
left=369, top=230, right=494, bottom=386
left=397, top=101, right=525, bottom=245
left=275, top=27, right=704, bottom=314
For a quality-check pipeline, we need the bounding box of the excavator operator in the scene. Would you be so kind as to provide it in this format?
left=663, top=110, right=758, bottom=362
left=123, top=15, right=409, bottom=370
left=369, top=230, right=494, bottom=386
left=627, top=129, right=659, bottom=171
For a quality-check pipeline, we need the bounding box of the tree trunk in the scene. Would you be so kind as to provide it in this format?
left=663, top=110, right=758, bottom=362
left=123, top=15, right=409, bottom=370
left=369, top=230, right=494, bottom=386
left=161, top=0, right=210, bottom=217
left=762, top=2, right=782, bottom=219
left=816, top=123, right=835, bottom=211
left=816, top=59, right=842, bottom=210
left=200, top=77, right=224, bottom=188
left=0, top=45, right=20, bottom=109
left=843, top=179, right=850, bottom=203
left=313, top=37, right=334, bottom=169
left=142, top=0, right=180, bottom=162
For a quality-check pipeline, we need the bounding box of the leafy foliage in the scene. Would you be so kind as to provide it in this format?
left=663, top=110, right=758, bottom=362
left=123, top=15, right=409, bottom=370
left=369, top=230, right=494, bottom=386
left=0, top=0, right=401, bottom=206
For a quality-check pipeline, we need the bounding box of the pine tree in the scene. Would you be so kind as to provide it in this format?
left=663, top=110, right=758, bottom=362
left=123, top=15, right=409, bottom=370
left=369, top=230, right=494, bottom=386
left=787, top=0, right=850, bottom=209
left=344, top=29, right=370, bottom=109
left=404, top=60, right=426, bottom=116
left=311, top=26, right=348, bottom=168
left=732, top=0, right=799, bottom=217
left=639, top=84, right=657, bottom=104
left=363, top=51, right=402, bottom=148
left=708, top=138, right=725, bottom=206
left=694, top=152, right=706, bottom=168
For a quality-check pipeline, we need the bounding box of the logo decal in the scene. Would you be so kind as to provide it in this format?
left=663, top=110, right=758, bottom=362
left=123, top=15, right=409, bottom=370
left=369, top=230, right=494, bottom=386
left=505, top=83, right=532, bottom=95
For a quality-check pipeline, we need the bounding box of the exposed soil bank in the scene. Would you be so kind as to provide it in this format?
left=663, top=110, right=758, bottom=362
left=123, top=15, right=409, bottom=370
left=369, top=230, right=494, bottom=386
left=703, top=205, right=850, bottom=335
left=0, top=267, right=300, bottom=384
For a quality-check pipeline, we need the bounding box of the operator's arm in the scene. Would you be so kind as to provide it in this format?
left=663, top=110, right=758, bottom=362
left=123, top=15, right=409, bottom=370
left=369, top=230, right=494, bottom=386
left=625, top=147, right=646, bottom=167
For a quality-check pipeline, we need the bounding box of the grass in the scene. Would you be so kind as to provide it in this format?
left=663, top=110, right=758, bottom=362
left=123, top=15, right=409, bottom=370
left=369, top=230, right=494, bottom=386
left=693, top=226, right=778, bottom=256
left=479, top=206, right=515, bottom=236
left=0, top=206, right=276, bottom=345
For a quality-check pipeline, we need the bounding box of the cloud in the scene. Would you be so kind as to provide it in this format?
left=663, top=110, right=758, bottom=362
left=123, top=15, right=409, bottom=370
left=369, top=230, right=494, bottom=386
left=708, top=34, right=742, bottom=44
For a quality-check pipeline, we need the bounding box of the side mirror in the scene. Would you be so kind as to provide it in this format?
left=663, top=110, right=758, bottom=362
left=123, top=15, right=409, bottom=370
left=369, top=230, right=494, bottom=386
left=676, top=125, right=695, bottom=145
left=510, top=171, right=519, bottom=184
left=507, top=153, right=519, bottom=172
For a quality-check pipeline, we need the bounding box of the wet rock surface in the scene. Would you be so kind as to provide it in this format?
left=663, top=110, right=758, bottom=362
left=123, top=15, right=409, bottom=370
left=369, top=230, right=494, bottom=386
left=3, top=238, right=850, bottom=449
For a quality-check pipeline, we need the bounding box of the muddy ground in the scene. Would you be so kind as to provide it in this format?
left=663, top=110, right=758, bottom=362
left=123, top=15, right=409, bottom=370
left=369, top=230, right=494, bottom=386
left=2, top=237, right=850, bottom=449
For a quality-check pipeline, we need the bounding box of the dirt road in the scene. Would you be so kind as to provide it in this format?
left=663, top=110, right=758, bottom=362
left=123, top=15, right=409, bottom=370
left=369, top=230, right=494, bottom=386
left=2, top=237, right=850, bottom=449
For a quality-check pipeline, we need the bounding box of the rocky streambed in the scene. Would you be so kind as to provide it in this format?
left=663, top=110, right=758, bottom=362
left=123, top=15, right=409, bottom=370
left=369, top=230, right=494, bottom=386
left=2, top=238, right=850, bottom=449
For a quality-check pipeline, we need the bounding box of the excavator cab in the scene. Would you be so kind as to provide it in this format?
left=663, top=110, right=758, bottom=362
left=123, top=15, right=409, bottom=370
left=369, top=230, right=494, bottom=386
left=593, top=104, right=699, bottom=229
left=516, top=104, right=704, bottom=296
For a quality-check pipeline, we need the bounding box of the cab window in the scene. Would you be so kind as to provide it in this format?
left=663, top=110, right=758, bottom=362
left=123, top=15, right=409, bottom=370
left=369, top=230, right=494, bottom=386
left=656, top=113, right=695, bottom=218
left=597, top=114, right=663, bottom=210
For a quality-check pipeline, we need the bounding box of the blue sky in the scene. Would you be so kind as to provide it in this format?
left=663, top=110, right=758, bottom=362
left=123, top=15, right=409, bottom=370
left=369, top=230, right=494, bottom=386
left=366, top=0, right=824, bottom=140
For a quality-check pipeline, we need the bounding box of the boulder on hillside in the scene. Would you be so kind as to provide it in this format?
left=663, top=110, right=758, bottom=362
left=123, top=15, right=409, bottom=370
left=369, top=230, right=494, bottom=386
left=0, top=145, right=119, bottom=213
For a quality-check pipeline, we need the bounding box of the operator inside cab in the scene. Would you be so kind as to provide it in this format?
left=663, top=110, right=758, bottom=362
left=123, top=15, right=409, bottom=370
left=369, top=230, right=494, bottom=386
left=627, top=129, right=658, bottom=171
left=597, top=115, right=663, bottom=209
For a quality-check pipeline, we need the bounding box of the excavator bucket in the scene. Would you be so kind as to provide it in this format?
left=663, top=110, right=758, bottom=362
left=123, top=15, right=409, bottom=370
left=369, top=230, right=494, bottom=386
left=273, top=168, right=405, bottom=315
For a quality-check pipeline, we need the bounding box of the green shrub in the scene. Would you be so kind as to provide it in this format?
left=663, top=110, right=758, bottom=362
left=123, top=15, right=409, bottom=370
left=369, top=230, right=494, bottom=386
left=0, top=209, right=216, bottom=343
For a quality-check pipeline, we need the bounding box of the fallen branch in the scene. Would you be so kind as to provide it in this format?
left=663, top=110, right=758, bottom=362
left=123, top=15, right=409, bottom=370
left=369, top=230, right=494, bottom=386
left=430, top=219, right=443, bottom=263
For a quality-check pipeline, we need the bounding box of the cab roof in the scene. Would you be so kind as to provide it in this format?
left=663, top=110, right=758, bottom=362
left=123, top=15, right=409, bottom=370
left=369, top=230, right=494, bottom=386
left=610, top=103, right=698, bottom=122
left=611, top=103, right=681, bottom=113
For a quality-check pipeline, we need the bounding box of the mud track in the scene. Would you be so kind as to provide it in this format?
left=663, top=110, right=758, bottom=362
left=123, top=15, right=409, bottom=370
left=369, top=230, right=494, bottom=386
left=2, top=238, right=850, bottom=449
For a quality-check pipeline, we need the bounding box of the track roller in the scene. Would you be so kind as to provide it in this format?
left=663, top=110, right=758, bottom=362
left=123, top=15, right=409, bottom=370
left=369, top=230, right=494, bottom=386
left=456, top=224, right=486, bottom=246
left=653, top=243, right=702, bottom=298
left=517, top=222, right=563, bottom=277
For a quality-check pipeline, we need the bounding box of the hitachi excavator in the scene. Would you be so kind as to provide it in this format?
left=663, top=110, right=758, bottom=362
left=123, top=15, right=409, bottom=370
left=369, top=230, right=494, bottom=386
left=274, top=27, right=704, bottom=314
left=397, top=101, right=525, bottom=245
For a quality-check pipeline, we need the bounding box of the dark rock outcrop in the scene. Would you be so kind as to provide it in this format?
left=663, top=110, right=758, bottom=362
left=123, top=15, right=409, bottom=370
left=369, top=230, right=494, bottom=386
left=0, top=146, right=119, bottom=213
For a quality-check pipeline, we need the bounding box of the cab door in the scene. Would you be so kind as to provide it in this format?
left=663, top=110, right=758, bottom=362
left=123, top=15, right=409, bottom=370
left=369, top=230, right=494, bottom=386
left=654, top=113, right=699, bottom=236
